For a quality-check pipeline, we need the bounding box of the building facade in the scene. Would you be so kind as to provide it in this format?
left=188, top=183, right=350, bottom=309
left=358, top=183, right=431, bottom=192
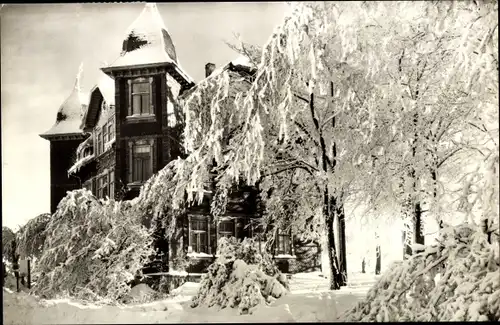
left=41, top=3, right=308, bottom=274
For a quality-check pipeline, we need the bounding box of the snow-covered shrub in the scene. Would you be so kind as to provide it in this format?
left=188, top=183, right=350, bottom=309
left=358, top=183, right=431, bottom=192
left=32, top=190, right=154, bottom=302
left=191, top=237, right=288, bottom=314
left=121, top=283, right=165, bottom=304
left=342, top=222, right=500, bottom=322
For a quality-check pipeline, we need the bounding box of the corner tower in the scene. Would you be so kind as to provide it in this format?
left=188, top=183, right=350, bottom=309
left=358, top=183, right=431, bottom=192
left=40, top=69, right=88, bottom=213
left=101, top=3, right=194, bottom=200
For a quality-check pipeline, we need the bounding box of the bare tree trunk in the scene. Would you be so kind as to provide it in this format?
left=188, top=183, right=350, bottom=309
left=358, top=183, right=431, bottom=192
left=325, top=192, right=342, bottom=290
left=402, top=198, right=413, bottom=259
left=375, top=245, right=381, bottom=275
left=414, top=201, right=425, bottom=246
left=403, top=112, right=425, bottom=258
left=336, top=203, right=347, bottom=286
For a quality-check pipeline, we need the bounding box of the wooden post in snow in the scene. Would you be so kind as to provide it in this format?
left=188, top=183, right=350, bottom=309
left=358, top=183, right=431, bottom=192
left=27, top=259, right=31, bottom=289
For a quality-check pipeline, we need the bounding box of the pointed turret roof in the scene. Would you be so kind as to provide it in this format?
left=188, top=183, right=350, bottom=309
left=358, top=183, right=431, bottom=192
left=40, top=68, right=86, bottom=140
left=108, top=3, right=177, bottom=67
left=103, top=3, right=194, bottom=85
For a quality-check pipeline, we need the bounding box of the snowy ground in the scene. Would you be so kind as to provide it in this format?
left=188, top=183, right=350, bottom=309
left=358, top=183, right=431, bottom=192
left=3, top=272, right=377, bottom=324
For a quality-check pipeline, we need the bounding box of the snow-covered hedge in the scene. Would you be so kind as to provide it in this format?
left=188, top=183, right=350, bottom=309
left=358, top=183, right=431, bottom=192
left=342, top=221, right=500, bottom=321
left=32, top=190, right=154, bottom=303
left=191, top=237, right=289, bottom=314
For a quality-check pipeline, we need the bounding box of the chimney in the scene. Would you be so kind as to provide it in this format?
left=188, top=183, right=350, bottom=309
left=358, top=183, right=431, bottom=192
left=205, top=63, right=216, bottom=78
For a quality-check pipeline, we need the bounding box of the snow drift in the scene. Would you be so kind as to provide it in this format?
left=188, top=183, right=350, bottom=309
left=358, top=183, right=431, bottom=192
left=191, top=237, right=289, bottom=314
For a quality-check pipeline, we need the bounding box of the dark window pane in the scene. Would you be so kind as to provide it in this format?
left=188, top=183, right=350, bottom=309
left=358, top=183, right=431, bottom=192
left=142, top=95, right=150, bottom=114
left=277, top=234, right=291, bottom=255
left=132, top=95, right=141, bottom=115
left=219, top=221, right=234, bottom=233
left=192, top=219, right=208, bottom=231
left=190, top=233, right=197, bottom=251
left=133, top=158, right=141, bottom=181
left=132, top=82, right=148, bottom=93
left=199, top=233, right=207, bottom=253
left=142, top=157, right=150, bottom=181
left=190, top=232, right=208, bottom=253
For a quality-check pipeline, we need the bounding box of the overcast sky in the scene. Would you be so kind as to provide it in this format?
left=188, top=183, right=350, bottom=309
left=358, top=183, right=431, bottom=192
left=1, top=2, right=286, bottom=230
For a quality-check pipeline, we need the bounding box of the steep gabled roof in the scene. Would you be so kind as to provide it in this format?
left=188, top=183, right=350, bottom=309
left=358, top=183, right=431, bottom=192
left=104, top=3, right=194, bottom=85
left=80, top=71, right=115, bottom=132
left=40, top=78, right=86, bottom=140
left=96, top=71, right=115, bottom=106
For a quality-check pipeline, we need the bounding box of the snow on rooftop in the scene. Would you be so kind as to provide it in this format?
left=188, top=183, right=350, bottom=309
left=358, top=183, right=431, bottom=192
left=109, top=46, right=175, bottom=68
left=106, top=3, right=194, bottom=85
left=68, top=153, right=95, bottom=175
left=96, top=71, right=115, bottom=106
left=41, top=81, right=85, bottom=138
left=76, top=136, right=93, bottom=154
left=181, top=56, right=255, bottom=99
left=108, top=3, right=176, bottom=67
left=231, top=55, right=256, bottom=69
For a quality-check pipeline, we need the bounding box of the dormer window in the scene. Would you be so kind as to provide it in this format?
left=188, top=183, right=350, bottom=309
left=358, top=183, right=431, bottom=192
left=128, top=77, right=153, bottom=117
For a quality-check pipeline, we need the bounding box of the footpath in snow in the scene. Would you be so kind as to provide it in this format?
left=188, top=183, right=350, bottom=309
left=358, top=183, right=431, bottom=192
left=3, top=272, right=377, bottom=324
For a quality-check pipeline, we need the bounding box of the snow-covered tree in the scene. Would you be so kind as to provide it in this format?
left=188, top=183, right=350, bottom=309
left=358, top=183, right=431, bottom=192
left=191, top=237, right=288, bottom=315
left=180, top=2, right=405, bottom=290
left=342, top=221, right=499, bottom=321
left=16, top=213, right=51, bottom=260
left=2, top=227, right=16, bottom=262
left=328, top=0, right=498, bottom=256
left=33, top=190, right=154, bottom=302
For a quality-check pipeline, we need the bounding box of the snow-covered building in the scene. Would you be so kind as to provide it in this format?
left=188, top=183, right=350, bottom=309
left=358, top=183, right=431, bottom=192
left=40, top=3, right=299, bottom=274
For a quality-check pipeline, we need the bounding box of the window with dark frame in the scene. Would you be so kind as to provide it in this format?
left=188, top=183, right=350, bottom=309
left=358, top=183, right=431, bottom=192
left=97, top=176, right=103, bottom=199
left=107, top=116, right=115, bottom=142
left=132, top=144, right=152, bottom=183
left=130, top=80, right=152, bottom=116
left=276, top=229, right=292, bottom=255
left=190, top=217, right=208, bottom=254
left=109, top=170, right=115, bottom=199
left=97, top=174, right=109, bottom=199
left=218, top=219, right=235, bottom=239
left=96, top=129, right=102, bottom=156
left=249, top=221, right=266, bottom=253
left=101, top=132, right=105, bottom=153
left=103, top=174, right=108, bottom=199
left=103, top=123, right=108, bottom=145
